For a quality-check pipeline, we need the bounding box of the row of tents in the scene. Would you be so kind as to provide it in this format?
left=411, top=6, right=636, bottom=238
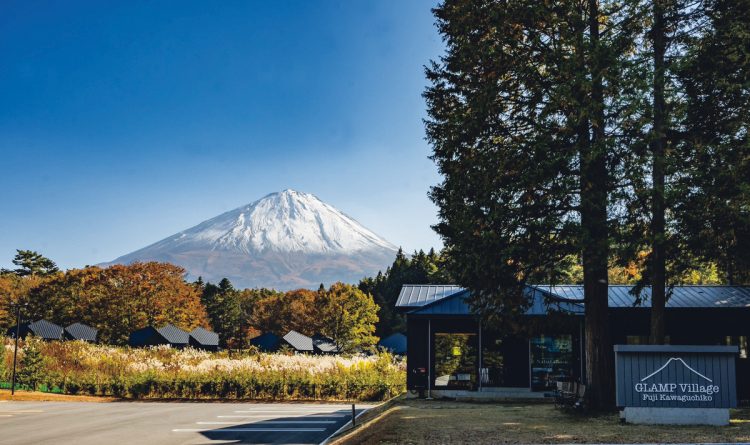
left=5, top=319, right=220, bottom=351
left=249, top=330, right=407, bottom=355
left=6, top=319, right=407, bottom=355
left=7, top=319, right=98, bottom=342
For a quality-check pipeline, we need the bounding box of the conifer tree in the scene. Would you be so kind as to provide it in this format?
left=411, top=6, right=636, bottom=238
left=425, top=0, right=640, bottom=409
left=11, top=250, right=59, bottom=277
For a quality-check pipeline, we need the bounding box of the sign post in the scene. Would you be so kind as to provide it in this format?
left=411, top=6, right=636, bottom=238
left=614, top=345, right=738, bottom=425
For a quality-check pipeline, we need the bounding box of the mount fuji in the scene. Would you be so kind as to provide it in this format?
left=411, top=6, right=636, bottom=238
left=104, top=190, right=398, bottom=290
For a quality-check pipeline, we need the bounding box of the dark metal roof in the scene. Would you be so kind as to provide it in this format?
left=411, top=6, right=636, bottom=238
left=282, top=330, right=314, bottom=352
left=189, top=327, right=219, bottom=346
left=395, top=285, right=464, bottom=308
left=398, top=284, right=750, bottom=316
left=28, top=320, right=64, bottom=340
left=408, top=287, right=584, bottom=316
left=64, top=323, right=98, bottom=342
left=157, top=324, right=190, bottom=345
left=312, top=334, right=339, bottom=353
left=378, top=333, right=407, bottom=355
left=250, top=332, right=282, bottom=352
left=533, top=285, right=750, bottom=308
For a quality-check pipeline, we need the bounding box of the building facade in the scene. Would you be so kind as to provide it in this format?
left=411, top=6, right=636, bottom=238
left=397, top=285, right=750, bottom=401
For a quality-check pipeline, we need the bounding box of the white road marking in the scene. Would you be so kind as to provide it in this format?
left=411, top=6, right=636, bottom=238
left=216, top=413, right=351, bottom=418
left=173, top=428, right=327, bottom=432
left=233, top=410, right=346, bottom=414
left=197, top=420, right=336, bottom=425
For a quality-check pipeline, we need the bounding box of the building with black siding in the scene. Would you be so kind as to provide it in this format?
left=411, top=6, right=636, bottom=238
left=397, top=285, right=750, bottom=401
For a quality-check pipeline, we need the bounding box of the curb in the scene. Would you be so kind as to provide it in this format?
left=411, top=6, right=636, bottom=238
left=319, top=395, right=404, bottom=445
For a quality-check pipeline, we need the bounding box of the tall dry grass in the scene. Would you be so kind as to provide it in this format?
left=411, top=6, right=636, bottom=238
left=1, top=338, right=405, bottom=401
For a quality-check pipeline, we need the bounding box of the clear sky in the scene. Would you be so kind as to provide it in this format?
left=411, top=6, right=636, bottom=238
left=0, top=0, right=445, bottom=270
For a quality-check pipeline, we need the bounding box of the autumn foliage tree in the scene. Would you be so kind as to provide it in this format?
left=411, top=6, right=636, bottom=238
left=249, top=283, right=379, bottom=352
left=13, top=262, right=208, bottom=344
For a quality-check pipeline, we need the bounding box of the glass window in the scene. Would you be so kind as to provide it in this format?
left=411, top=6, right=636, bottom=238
left=434, top=333, right=477, bottom=389
left=726, top=336, right=748, bottom=359
left=530, top=335, right=574, bottom=391
left=481, top=338, right=505, bottom=387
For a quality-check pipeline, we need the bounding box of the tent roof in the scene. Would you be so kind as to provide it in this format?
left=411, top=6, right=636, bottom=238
left=156, top=324, right=189, bottom=344
left=283, top=330, right=314, bottom=352
left=28, top=319, right=64, bottom=340
left=189, top=327, right=219, bottom=346
left=312, top=334, right=339, bottom=353
left=64, top=322, right=98, bottom=341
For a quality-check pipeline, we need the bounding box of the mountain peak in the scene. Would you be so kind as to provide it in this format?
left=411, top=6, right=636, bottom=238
left=105, top=190, right=397, bottom=289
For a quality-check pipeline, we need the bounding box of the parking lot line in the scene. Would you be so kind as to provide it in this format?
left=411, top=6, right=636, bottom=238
left=219, top=414, right=347, bottom=418
left=233, top=410, right=345, bottom=414
left=172, top=428, right=327, bottom=433
left=197, top=420, right=336, bottom=425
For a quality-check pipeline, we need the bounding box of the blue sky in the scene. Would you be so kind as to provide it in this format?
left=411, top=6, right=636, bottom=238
left=0, top=0, right=445, bottom=270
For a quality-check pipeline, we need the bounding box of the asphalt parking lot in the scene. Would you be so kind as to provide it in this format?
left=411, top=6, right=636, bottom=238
left=0, top=400, right=374, bottom=444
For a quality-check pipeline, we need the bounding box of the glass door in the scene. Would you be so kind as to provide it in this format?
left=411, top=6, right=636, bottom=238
left=433, top=333, right=477, bottom=389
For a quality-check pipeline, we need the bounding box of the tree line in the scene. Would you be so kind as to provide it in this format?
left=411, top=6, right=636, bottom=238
left=424, top=0, right=749, bottom=410
left=1, top=250, right=378, bottom=352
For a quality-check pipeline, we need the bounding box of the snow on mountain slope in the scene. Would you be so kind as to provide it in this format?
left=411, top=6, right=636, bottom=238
left=104, top=190, right=398, bottom=289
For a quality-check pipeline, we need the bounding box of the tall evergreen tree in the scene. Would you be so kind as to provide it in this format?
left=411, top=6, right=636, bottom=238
left=673, top=0, right=750, bottom=285
left=425, top=0, right=640, bottom=409
left=201, top=278, right=243, bottom=348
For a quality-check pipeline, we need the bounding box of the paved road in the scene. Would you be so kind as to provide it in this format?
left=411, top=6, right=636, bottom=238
left=0, top=400, right=373, bottom=444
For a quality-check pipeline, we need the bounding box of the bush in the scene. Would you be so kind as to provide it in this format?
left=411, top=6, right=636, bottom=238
left=1, top=338, right=405, bottom=401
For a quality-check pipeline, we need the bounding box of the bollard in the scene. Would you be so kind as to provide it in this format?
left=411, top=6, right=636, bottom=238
left=351, top=403, right=356, bottom=427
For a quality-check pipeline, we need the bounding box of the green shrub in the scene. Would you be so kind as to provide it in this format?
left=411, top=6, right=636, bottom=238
left=17, top=338, right=46, bottom=390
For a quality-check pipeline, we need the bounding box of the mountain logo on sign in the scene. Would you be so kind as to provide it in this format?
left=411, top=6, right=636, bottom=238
left=640, top=357, right=713, bottom=382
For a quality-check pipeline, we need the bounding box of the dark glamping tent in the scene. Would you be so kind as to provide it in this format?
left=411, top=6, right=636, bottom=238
left=378, top=333, right=407, bottom=355
left=250, top=332, right=282, bottom=352
left=64, top=323, right=98, bottom=342
left=7, top=319, right=64, bottom=341
left=282, top=330, right=315, bottom=353
left=129, top=324, right=190, bottom=348
left=189, top=327, right=219, bottom=351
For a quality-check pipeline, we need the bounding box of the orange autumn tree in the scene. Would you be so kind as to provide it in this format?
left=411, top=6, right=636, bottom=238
left=0, top=272, right=46, bottom=329
left=23, top=262, right=208, bottom=344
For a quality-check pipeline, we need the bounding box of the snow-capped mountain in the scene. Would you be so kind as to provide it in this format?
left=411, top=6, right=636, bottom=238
left=104, top=190, right=398, bottom=290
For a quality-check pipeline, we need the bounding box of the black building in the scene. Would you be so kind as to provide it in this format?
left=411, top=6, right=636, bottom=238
left=250, top=332, right=282, bottom=352
left=189, top=327, right=219, bottom=351
left=64, top=323, right=98, bottom=342
left=7, top=319, right=64, bottom=341
left=398, top=284, right=750, bottom=401
left=378, top=333, right=407, bottom=355
left=129, top=324, right=190, bottom=348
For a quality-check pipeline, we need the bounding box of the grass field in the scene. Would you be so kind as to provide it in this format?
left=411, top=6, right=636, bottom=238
left=336, top=399, right=750, bottom=444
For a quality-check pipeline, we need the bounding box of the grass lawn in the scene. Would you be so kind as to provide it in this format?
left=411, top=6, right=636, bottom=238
left=337, top=399, right=750, bottom=444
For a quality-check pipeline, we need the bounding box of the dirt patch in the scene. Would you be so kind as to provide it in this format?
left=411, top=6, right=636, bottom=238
left=336, top=399, right=750, bottom=444
left=0, top=389, right=118, bottom=402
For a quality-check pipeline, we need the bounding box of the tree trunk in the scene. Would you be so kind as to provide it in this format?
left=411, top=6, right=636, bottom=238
left=650, top=0, right=667, bottom=345
left=580, top=0, right=615, bottom=411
